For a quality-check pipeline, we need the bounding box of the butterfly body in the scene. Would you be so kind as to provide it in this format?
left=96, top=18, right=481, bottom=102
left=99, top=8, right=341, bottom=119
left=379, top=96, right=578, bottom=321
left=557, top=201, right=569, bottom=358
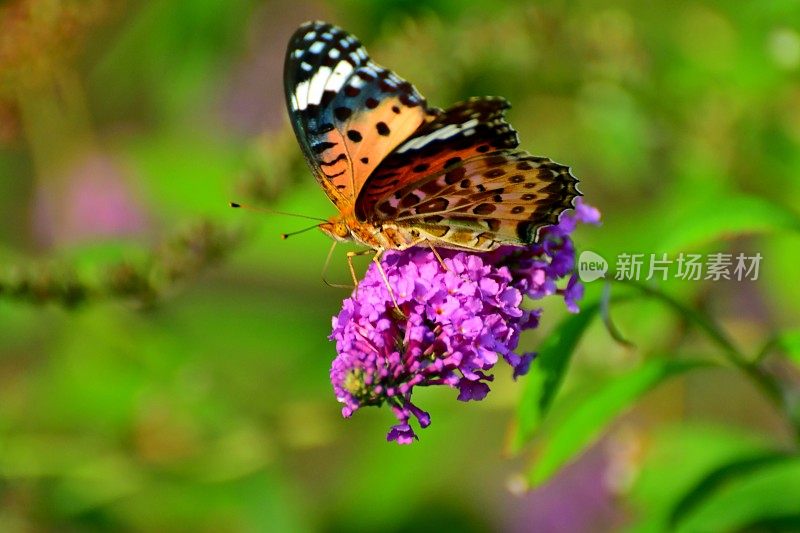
left=319, top=213, right=417, bottom=250
left=320, top=213, right=487, bottom=252
left=285, top=21, right=581, bottom=255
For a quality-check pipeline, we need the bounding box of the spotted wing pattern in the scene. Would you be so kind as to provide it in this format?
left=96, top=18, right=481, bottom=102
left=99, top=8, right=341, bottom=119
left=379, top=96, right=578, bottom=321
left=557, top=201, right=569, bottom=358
left=367, top=150, right=581, bottom=249
left=284, top=21, right=437, bottom=210
left=355, top=96, right=519, bottom=220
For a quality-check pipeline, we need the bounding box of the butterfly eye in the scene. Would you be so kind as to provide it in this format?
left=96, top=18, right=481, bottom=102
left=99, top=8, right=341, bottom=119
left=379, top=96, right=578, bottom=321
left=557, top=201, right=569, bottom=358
left=335, top=222, right=349, bottom=238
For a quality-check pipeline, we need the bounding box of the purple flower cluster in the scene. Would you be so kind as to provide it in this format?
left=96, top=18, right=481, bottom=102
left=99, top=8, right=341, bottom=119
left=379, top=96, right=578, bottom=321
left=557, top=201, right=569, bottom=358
left=329, top=199, right=600, bottom=443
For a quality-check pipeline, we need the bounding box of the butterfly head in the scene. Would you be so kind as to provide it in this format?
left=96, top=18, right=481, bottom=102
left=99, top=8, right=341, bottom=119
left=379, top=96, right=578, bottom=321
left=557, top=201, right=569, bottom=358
left=319, top=215, right=352, bottom=242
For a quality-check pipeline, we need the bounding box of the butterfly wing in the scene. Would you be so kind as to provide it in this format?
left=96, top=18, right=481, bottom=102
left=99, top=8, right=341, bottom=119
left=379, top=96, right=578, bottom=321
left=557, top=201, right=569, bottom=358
left=355, top=96, right=519, bottom=220
left=284, top=21, right=437, bottom=210
left=363, top=149, right=581, bottom=250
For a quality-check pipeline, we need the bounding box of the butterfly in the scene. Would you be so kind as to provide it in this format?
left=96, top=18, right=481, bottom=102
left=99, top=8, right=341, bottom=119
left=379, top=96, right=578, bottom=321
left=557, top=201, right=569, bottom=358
left=284, top=21, right=580, bottom=261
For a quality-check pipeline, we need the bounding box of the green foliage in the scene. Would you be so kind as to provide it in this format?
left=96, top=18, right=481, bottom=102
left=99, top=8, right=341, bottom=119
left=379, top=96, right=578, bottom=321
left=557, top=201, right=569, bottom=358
left=526, top=359, right=712, bottom=488
left=673, top=456, right=800, bottom=532
left=761, top=329, right=800, bottom=364
left=657, top=194, right=800, bottom=253
left=627, top=424, right=779, bottom=532
left=1, top=0, right=800, bottom=531
left=512, top=300, right=600, bottom=451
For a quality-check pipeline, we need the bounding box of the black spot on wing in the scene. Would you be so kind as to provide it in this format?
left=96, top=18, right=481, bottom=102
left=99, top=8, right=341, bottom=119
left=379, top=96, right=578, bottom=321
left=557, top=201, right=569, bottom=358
left=320, top=153, right=347, bottom=166
left=445, top=167, right=466, bottom=185
left=444, top=156, right=462, bottom=168
left=473, top=203, right=496, bottom=215
left=311, top=141, right=336, bottom=154
left=401, top=193, right=421, bottom=208
left=484, top=168, right=505, bottom=178
left=415, top=198, right=449, bottom=214
left=334, top=107, right=352, bottom=121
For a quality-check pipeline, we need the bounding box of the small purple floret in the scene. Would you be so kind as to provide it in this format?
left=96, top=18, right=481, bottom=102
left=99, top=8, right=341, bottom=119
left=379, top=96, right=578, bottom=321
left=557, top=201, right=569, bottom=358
left=386, top=424, right=417, bottom=444
left=329, top=200, right=600, bottom=443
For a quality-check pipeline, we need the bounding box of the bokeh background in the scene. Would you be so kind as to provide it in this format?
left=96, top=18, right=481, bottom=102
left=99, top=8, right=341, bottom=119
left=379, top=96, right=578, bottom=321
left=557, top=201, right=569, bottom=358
left=2, top=0, right=800, bottom=531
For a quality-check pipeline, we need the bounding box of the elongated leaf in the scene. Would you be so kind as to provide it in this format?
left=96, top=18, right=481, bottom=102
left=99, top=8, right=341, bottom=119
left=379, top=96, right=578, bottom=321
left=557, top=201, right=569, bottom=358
left=658, top=194, right=800, bottom=253
left=674, top=456, right=800, bottom=533
left=511, top=301, right=600, bottom=452
left=669, top=452, right=793, bottom=528
left=527, top=358, right=711, bottom=487
left=626, top=425, right=774, bottom=533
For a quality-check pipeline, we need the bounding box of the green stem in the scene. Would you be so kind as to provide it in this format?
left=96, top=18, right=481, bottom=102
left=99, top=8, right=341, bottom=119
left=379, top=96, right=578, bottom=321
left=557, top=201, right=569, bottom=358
left=611, top=278, right=797, bottom=443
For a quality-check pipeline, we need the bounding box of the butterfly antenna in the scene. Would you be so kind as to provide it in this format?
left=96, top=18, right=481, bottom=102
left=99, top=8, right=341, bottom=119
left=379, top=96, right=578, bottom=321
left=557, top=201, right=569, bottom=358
left=229, top=201, right=327, bottom=223
left=281, top=224, right=321, bottom=240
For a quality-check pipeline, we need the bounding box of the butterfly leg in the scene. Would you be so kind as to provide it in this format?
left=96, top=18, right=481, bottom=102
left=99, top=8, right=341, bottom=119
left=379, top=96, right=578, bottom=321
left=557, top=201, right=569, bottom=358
left=343, top=249, right=403, bottom=316
left=345, top=249, right=372, bottom=288
left=321, top=241, right=356, bottom=290
left=370, top=249, right=404, bottom=317
left=426, top=241, right=449, bottom=272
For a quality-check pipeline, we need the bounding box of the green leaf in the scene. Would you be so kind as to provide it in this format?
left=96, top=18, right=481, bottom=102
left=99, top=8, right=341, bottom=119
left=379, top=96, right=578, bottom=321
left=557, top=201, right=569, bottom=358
left=775, top=330, right=800, bottom=364
left=669, top=451, right=793, bottom=529
left=511, top=301, right=600, bottom=452
left=527, top=358, right=711, bottom=487
left=658, top=194, right=800, bottom=253
left=626, top=425, right=774, bottom=533
left=674, top=456, right=800, bottom=533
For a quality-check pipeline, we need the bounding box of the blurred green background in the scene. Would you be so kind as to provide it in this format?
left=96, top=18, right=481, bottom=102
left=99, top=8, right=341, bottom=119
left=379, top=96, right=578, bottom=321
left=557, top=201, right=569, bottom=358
left=2, top=0, right=800, bottom=531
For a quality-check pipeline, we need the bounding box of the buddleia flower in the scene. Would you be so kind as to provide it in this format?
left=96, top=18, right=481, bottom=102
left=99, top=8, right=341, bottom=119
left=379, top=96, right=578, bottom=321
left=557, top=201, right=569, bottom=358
left=329, top=199, right=600, bottom=443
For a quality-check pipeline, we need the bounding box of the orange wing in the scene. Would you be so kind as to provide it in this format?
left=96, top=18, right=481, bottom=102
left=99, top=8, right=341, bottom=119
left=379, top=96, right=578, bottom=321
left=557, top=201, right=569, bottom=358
left=368, top=150, right=581, bottom=246
left=355, top=97, right=518, bottom=220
